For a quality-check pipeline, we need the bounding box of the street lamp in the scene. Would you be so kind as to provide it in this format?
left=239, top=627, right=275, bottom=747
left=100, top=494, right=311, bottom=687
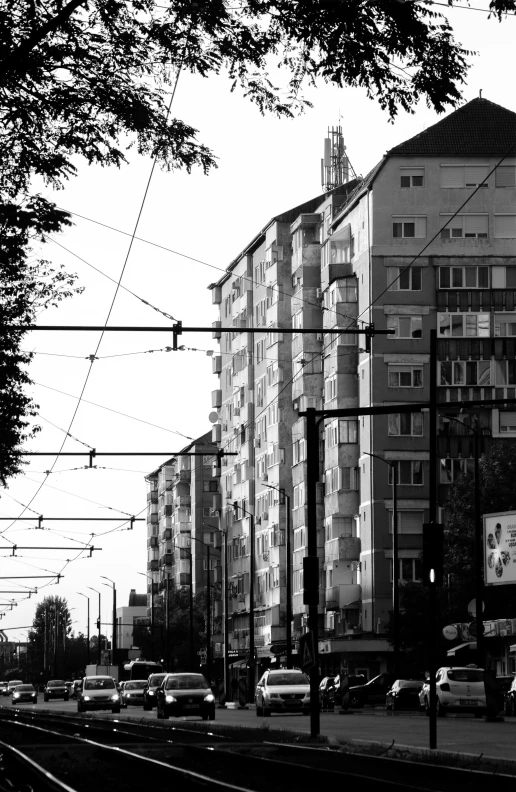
left=183, top=533, right=221, bottom=684
left=137, top=571, right=155, bottom=660
left=441, top=412, right=490, bottom=666
left=365, top=452, right=399, bottom=678
left=86, top=587, right=101, bottom=666
left=261, top=482, right=292, bottom=668
left=101, top=576, right=117, bottom=665
left=229, top=500, right=255, bottom=704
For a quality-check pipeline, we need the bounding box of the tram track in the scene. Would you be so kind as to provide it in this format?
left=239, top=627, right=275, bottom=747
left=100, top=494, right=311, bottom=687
left=0, top=706, right=515, bottom=792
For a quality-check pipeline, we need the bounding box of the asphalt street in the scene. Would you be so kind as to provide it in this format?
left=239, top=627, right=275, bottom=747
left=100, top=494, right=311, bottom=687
left=2, top=698, right=516, bottom=760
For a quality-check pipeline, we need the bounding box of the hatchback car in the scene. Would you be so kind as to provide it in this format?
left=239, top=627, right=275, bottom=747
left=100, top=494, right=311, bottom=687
left=6, top=680, right=23, bottom=697
left=12, top=684, right=38, bottom=705
left=77, top=675, right=121, bottom=713
left=143, top=673, right=167, bottom=710
left=386, top=680, right=424, bottom=711
left=121, top=679, right=147, bottom=708
left=423, top=666, right=486, bottom=717
left=44, top=680, right=69, bottom=702
left=255, top=669, right=310, bottom=717
left=156, top=673, right=215, bottom=720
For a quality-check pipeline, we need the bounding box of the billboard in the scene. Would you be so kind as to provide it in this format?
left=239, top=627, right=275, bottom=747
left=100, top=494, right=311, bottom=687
left=484, top=510, right=516, bottom=586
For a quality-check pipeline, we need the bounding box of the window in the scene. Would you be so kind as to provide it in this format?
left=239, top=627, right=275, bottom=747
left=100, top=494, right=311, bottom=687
left=389, top=511, right=424, bottom=534
left=392, top=216, right=426, bottom=238
left=266, top=330, right=283, bottom=347
left=494, top=314, right=516, bottom=337
left=292, top=438, right=307, bottom=465
left=293, top=482, right=305, bottom=509
left=388, top=461, right=423, bottom=486
left=440, top=214, right=488, bottom=238
left=386, top=315, right=422, bottom=339
left=387, top=267, right=422, bottom=291
left=494, top=215, right=516, bottom=238
left=325, top=278, right=358, bottom=306
left=494, top=360, right=516, bottom=385
left=294, top=527, right=306, bottom=550
left=339, top=420, right=358, bottom=444
left=292, top=311, right=303, bottom=336
left=267, top=443, right=284, bottom=467
left=388, top=412, right=423, bottom=436
left=325, top=376, right=337, bottom=402
left=440, top=164, right=489, bottom=188
left=500, top=412, right=516, bottom=433
left=437, top=313, right=489, bottom=338
left=438, top=266, right=489, bottom=289
left=255, top=339, right=265, bottom=363
left=492, top=266, right=516, bottom=288
left=440, top=360, right=491, bottom=386
left=325, top=466, right=359, bottom=493
left=326, top=328, right=358, bottom=348
left=495, top=163, right=516, bottom=188
left=390, top=558, right=423, bottom=582
left=400, top=167, right=424, bottom=188
left=388, top=365, right=423, bottom=388
left=267, top=362, right=283, bottom=386
left=440, top=458, right=474, bottom=484
left=203, top=481, right=218, bottom=492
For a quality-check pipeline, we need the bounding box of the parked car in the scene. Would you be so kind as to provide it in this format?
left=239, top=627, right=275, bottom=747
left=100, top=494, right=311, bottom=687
left=504, top=676, right=516, bottom=715
left=332, top=674, right=367, bottom=708
left=349, top=673, right=396, bottom=708
left=6, top=680, right=23, bottom=697
left=421, top=666, right=486, bottom=717
left=44, top=680, right=69, bottom=702
left=121, top=679, right=147, bottom=708
left=156, top=673, right=215, bottom=721
left=143, top=673, right=167, bottom=710
left=12, top=684, right=38, bottom=705
left=386, top=680, right=424, bottom=711
left=255, top=669, right=310, bottom=717
left=0, top=682, right=8, bottom=696
left=77, top=675, right=121, bottom=714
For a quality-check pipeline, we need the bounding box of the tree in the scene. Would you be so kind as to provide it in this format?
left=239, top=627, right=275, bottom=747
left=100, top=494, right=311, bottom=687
left=28, top=595, right=72, bottom=678
left=1, top=0, right=513, bottom=480
left=387, top=441, right=516, bottom=666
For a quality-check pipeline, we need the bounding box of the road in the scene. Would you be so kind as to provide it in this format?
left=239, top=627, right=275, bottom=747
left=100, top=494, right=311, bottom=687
left=2, top=697, right=515, bottom=760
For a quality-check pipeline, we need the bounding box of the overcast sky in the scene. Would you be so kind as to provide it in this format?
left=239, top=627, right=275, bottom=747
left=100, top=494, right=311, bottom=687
left=1, top=5, right=515, bottom=650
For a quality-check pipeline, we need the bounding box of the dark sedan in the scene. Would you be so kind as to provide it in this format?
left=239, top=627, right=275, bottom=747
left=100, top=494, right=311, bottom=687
left=12, top=684, right=38, bottom=705
left=44, top=679, right=69, bottom=702
left=349, top=673, right=396, bottom=707
left=143, top=673, right=167, bottom=710
left=386, top=680, right=424, bottom=711
left=156, top=673, right=215, bottom=720
left=121, top=679, right=147, bottom=708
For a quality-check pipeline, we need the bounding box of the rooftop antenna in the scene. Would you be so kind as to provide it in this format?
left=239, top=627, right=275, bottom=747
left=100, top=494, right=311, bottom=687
left=321, top=124, right=349, bottom=192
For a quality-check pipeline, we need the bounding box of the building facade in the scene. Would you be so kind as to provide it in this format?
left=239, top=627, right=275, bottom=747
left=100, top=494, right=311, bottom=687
left=209, top=98, right=516, bottom=680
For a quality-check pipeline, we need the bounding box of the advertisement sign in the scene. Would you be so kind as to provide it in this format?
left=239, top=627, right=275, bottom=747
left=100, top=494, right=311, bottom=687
left=484, top=510, right=516, bottom=586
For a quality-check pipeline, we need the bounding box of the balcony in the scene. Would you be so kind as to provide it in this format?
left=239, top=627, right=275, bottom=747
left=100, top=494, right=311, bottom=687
left=325, top=583, right=361, bottom=611
left=147, top=490, right=158, bottom=503
left=147, top=560, right=158, bottom=572
left=147, top=536, right=158, bottom=549
left=147, top=513, right=158, bottom=525
left=174, top=469, right=191, bottom=483
left=325, top=537, right=361, bottom=563
left=161, top=528, right=172, bottom=541
left=174, top=496, right=191, bottom=509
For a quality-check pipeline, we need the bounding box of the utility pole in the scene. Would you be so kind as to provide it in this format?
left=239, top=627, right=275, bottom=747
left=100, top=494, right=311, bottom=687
left=206, top=543, right=211, bottom=684
left=165, top=574, right=170, bottom=672
left=428, top=328, right=438, bottom=750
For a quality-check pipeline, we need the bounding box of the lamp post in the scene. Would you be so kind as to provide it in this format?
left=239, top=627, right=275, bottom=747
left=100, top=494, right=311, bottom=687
left=101, top=576, right=117, bottom=665
left=137, top=571, right=155, bottom=660
left=262, top=482, right=292, bottom=668
left=230, top=500, right=255, bottom=704
left=189, top=533, right=221, bottom=684
left=441, top=413, right=489, bottom=667
left=365, top=452, right=399, bottom=678
left=86, top=587, right=101, bottom=666
left=76, top=593, right=90, bottom=664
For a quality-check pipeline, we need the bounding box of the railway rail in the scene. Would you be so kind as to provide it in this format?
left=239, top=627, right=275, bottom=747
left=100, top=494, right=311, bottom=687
left=0, top=706, right=515, bottom=792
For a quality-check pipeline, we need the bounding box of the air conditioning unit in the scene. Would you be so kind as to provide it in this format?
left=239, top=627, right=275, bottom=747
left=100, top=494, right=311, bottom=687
left=222, top=423, right=228, bottom=431
left=255, top=438, right=261, bottom=448
left=316, top=288, right=322, bottom=299
left=226, top=490, right=232, bottom=500
left=255, top=516, right=262, bottom=525
left=263, top=512, right=269, bottom=521
left=262, top=552, right=269, bottom=562
left=293, top=401, right=299, bottom=411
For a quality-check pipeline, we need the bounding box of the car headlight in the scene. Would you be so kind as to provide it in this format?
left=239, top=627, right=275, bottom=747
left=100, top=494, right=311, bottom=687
left=269, top=693, right=280, bottom=699
left=13, top=693, right=20, bottom=698
left=83, top=696, right=91, bottom=701
left=125, top=693, right=131, bottom=697
left=148, top=690, right=155, bottom=696
left=165, top=695, right=176, bottom=703
left=111, top=694, right=119, bottom=701
left=204, top=694, right=215, bottom=703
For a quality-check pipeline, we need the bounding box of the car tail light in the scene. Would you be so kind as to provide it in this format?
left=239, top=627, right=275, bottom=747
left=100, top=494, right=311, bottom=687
left=439, top=683, right=450, bottom=692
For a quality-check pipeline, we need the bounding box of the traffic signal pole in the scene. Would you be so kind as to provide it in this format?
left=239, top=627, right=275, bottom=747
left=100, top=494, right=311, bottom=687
left=305, top=407, right=320, bottom=739
left=428, top=329, right=438, bottom=750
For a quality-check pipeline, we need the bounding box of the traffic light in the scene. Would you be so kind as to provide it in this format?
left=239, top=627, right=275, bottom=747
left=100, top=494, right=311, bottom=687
left=96, top=618, right=100, bottom=630
left=422, top=522, right=444, bottom=586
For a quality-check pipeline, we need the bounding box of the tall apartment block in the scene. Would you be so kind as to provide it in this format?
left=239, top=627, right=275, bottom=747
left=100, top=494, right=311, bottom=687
left=145, top=433, right=223, bottom=657
left=209, top=98, right=516, bottom=681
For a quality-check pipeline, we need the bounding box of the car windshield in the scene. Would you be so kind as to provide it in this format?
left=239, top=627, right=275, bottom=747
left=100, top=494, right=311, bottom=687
left=48, top=680, right=65, bottom=687
left=149, top=674, right=167, bottom=686
left=448, top=670, right=484, bottom=683
left=84, top=678, right=115, bottom=690
left=125, top=681, right=146, bottom=690
left=398, top=681, right=423, bottom=689
left=267, top=673, right=309, bottom=686
left=17, top=685, right=34, bottom=691
left=166, top=675, right=209, bottom=690
left=9, top=681, right=23, bottom=687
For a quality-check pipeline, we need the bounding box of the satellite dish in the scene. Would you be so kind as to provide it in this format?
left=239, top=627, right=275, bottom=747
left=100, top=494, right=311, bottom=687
left=208, top=411, right=219, bottom=424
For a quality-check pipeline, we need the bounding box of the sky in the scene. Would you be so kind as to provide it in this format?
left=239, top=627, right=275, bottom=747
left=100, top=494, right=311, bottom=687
left=1, top=3, right=515, bottom=650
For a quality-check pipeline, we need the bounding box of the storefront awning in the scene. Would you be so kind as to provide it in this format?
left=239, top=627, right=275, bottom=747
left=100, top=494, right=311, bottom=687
left=447, top=641, right=477, bottom=657
left=343, top=599, right=360, bottom=609
left=510, top=644, right=516, bottom=654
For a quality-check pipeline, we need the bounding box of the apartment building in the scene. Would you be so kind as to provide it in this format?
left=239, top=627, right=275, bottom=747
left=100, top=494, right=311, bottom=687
left=145, top=433, right=223, bottom=658
left=209, top=97, right=516, bottom=680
